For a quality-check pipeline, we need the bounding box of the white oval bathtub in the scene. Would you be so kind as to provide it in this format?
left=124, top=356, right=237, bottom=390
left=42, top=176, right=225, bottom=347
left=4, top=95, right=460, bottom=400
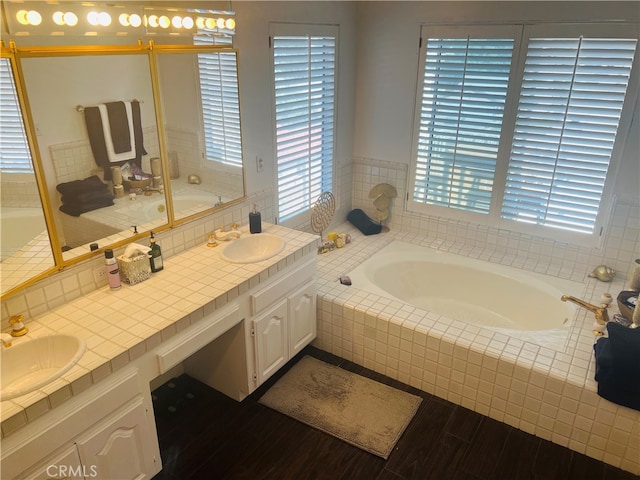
left=348, top=241, right=584, bottom=332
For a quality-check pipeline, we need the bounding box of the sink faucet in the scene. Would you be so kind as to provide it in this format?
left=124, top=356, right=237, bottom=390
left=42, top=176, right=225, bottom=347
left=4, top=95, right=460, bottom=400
left=561, top=295, right=609, bottom=324
left=213, top=223, right=241, bottom=241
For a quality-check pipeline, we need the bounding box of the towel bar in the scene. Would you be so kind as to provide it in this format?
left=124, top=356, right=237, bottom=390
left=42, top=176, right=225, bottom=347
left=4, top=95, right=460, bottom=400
left=76, top=99, right=142, bottom=112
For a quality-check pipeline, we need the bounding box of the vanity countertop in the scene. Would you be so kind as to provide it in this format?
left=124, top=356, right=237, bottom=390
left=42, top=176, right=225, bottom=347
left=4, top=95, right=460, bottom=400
left=0, top=223, right=318, bottom=438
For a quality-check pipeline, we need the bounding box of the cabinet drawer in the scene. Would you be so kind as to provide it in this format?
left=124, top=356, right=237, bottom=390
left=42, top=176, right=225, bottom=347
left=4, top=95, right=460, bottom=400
left=251, top=257, right=316, bottom=316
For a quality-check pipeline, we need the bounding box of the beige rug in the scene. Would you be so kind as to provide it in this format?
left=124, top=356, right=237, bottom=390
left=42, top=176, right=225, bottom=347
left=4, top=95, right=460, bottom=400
left=259, top=356, right=422, bottom=459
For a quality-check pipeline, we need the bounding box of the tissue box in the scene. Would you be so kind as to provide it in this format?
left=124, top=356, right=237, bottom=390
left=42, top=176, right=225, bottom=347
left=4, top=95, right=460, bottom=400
left=117, top=253, right=151, bottom=285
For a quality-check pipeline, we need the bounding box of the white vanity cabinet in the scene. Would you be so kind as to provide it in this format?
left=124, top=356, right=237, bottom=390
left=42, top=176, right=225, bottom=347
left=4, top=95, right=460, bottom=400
left=186, top=251, right=317, bottom=399
left=250, top=256, right=317, bottom=386
left=2, top=369, right=161, bottom=480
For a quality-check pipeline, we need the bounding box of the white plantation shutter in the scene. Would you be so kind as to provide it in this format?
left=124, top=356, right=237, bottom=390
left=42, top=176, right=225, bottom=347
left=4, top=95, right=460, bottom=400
left=0, top=57, right=32, bottom=173
left=194, top=35, right=242, bottom=168
left=272, top=25, right=337, bottom=222
left=502, top=37, right=637, bottom=234
left=413, top=32, right=515, bottom=214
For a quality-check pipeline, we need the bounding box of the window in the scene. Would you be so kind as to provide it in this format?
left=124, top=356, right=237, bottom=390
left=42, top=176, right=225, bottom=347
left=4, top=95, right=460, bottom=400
left=271, top=24, right=337, bottom=223
left=410, top=24, right=638, bottom=242
left=0, top=57, right=33, bottom=173
left=194, top=35, right=242, bottom=168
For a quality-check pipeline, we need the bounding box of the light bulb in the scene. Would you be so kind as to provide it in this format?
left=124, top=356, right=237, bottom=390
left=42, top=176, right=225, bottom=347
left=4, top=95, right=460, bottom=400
left=119, top=13, right=130, bottom=27
left=64, top=12, right=78, bottom=26
left=216, top=18, right=225, bottom=29
left=87, top=11, right=99, bottom=26
left=98, top=12, right=111, bottom=27
left=26, top=10, right=42, bottom=26
left=129, top=14, right=142, bottom=27
left=171, top=15, right=182, bottom=28
left=53, top=11, right=65, bottom=26
left=225, top=18, right=236, bottom=30
left=205, top=18, right=215, bottom=29
left=148, top=15, right=158, bottom=28
left=159, top=15, right=170, bottom=28
left=196, top=17, right=205, bottom=29
left=182, top=16, right=194, bottom=29
left=16, top=10, right=29, bottom=25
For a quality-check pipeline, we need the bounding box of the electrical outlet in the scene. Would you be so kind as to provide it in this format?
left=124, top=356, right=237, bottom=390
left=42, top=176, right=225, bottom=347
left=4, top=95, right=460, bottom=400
left=93, top=266, right=106, bottom=284
left=256, top=156, right=264, bottom=173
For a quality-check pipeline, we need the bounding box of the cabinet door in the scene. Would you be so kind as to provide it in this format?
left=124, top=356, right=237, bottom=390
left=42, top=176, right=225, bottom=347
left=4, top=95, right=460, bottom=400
left=75, top=397, right=160, bottom=480
left=17, top=444, right=84, bottom=480
left=288, top=280, right=317, bottom=357
left=254, top=299, right=288, bottom=385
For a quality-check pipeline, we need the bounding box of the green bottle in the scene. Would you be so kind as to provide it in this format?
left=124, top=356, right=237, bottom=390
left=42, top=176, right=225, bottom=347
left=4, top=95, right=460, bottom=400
left=149, top=231, right=164, bottom=272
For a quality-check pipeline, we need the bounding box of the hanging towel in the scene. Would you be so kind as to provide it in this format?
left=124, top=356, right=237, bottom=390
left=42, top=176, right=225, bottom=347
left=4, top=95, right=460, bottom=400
left=83, top=100, right=147, bottom=181
left=98, top=101, right=136, bottom=162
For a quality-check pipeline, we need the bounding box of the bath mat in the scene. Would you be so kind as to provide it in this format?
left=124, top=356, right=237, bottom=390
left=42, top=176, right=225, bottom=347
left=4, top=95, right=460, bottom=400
left=258, top=356, right=422, bottom=459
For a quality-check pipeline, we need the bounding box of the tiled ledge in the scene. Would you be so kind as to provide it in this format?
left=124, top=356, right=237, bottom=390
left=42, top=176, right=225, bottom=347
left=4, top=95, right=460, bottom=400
left=314, top=222, right=640, bottom=475
left=0, top=223, right=318, bottom=439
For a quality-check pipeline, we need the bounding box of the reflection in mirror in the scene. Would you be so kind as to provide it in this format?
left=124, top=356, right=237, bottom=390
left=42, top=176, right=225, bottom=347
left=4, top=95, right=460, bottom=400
left=0, top=55, right=55, bottom=296
left=156, top=46, right=244, bottom=221
left=19, top=52, right=167, bottom=262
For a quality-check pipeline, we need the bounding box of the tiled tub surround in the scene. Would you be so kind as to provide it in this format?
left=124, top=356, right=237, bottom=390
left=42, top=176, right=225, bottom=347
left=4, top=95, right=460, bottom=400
left=315, top=223, right=640, bottom=475
left=0, top=223, right=318, bottom=439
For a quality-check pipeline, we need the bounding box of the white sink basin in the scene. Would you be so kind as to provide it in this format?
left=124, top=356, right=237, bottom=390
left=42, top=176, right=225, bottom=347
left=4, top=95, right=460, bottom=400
left=220, top=233, right=285, bottom=264
left=1, top=334, right=86, bottom=401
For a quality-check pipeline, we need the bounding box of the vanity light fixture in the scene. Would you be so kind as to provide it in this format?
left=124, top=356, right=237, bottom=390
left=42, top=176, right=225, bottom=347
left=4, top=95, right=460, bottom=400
left=3, top=2, right=235, bottom=37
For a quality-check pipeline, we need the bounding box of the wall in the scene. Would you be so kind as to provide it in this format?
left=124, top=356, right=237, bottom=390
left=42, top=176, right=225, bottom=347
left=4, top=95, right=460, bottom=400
left=352, top=1, right=640, bottom=277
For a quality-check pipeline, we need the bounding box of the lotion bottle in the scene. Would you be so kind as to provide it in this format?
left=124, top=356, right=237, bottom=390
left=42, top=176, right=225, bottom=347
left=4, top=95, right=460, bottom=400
left=149, top=231, right=164, bottom=272
left=104, top=249, right=121, bottom=290
left=249, top=204, right=262, bottom=234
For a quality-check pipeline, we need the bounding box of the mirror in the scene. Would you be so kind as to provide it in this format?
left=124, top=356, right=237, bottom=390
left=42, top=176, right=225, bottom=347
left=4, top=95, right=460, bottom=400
left=0, top=54, right=55, bottom=296
left=155, top=47, right=245, bottom=221
left=19, top=51, right=167, bottom=262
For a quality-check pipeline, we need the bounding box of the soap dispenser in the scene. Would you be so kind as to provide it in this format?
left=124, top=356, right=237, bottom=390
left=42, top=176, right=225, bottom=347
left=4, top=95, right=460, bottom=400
left=148, top=231, right=164, bottom=272
left=249, top=204, right=262, bottom=234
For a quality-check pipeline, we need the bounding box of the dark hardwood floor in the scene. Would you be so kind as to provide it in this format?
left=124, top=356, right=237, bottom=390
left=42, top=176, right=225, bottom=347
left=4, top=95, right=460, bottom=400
left=151, top=346, right=638, bottom=480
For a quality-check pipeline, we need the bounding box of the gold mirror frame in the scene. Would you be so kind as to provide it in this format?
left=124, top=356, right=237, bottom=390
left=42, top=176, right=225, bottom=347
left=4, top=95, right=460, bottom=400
left=0, top=41, right=246, bottom=300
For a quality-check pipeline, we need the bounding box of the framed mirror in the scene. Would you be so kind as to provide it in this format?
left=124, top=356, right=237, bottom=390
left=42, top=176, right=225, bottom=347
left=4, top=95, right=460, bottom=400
left=154, top=45, right=245, bottom=222
left=18, top=47, right=167, bottom=263
left=0, top=51, right=55, bottom=296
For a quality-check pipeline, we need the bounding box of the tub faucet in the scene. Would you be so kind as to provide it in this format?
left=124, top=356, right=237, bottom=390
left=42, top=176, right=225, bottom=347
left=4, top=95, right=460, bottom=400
left=144, top=186, right=164, bottom=196
left=561, top=295, right=609, bottom=325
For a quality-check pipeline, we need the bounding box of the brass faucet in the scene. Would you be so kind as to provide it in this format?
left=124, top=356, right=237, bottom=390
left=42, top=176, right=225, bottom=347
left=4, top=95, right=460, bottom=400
left=9, top=314, right=28, bottom=337
left=561, top=295, right=609, bottom=324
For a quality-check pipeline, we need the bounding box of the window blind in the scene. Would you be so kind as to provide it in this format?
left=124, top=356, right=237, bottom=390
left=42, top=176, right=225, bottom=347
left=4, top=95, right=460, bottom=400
left=413, top=38, right=514, bottom=214
left=0, top=58, right=33, bottom=173
left=501, top=37, right=637, bottom=234
left=272, top=32, right=336, bottom=222
left=194, top=35, right=242, bottom=168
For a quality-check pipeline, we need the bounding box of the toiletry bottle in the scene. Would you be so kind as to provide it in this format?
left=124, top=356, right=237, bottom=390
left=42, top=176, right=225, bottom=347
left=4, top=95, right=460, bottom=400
left=249, top=204, right=262, bottom=234
left=148, top=231, right=164, bottom=272
left=104, top=249, right=121, bottom=290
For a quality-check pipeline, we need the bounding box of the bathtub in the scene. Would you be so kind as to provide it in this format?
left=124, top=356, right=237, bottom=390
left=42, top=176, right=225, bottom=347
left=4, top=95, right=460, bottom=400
left=0, top=207, right=48, bottom=260
left=348, top=240, right=583, bottom=348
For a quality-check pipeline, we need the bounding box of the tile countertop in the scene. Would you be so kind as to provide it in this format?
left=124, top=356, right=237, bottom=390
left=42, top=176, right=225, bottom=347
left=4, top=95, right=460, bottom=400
left=0, top=224, right=319, bottom=438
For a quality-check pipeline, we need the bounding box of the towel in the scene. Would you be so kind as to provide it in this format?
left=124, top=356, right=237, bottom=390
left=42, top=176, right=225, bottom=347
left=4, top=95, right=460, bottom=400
left=83, top=100, right=147, bottom=180
left=347, top=209, right=383, bottom=236
left=98, top=101, right=136, bottom=162
left=57, top=175, right=114, bottom=217
left=593, top=322, right=640, bottom=411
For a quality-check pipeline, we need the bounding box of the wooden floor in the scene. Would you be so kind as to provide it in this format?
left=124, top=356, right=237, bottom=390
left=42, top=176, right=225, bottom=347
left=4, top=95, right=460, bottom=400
left=152, top=346, right=638, bottom=480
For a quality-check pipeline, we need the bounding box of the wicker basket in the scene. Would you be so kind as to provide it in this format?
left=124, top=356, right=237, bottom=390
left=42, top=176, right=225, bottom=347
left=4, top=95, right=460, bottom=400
left=117, top=253, right=151, bottom=285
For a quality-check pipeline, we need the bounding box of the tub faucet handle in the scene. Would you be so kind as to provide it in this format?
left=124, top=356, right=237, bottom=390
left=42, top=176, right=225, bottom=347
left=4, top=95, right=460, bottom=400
left=9, top=314, right=28, bottom=337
